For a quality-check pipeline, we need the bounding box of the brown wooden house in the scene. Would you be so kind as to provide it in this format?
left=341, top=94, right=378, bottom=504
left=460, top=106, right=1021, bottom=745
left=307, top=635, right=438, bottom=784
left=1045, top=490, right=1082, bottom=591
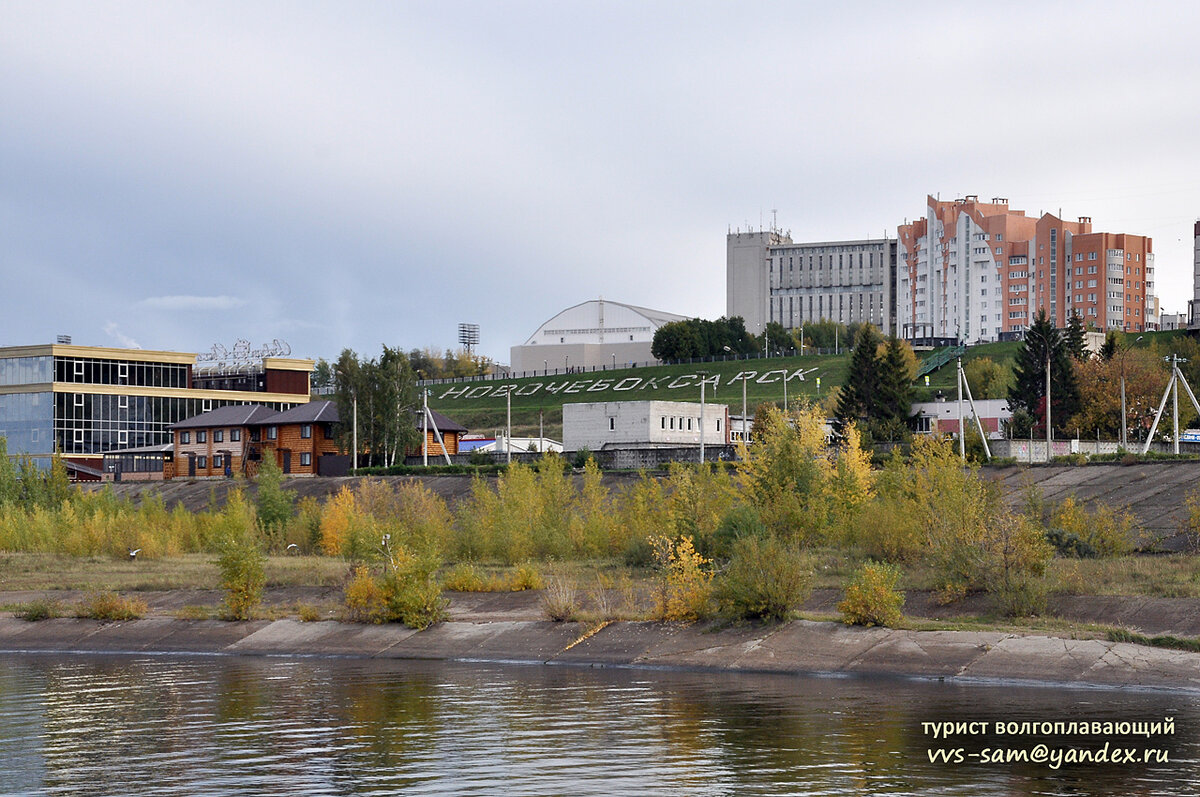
left=413, top=408, right=467, bottom=457
left=172, top=401, right=344, bottom=477
left=173, top=404, right=279, bottom=478
left=251, top=401, right=342, bottom=475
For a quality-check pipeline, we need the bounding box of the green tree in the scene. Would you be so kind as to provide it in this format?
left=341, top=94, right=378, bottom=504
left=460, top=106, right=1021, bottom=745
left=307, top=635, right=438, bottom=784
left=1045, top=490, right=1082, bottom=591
left=795, top=320, right=849, bottom=353
left=254, top=452, right=295, bottom=547
left=834, top=324, right=883, bottom=433
left=761, top=322, right=790, bottom=356
left=875, top=336, right=914, bottom=427
left=333, top=346, right=421, bottom=467
left=1098, top=331, right=1118, bottom=362
left=1064, top=311, right=1087, bottom=362
left=1008, top=309, right=1080, bottom=437
left=962, top=357, right=1010, bottom=399
left=0, top=437, right=18, bottom=507
left=651, top=321, right=702, bottom=361
left=311, top=358, right=335, bottom=394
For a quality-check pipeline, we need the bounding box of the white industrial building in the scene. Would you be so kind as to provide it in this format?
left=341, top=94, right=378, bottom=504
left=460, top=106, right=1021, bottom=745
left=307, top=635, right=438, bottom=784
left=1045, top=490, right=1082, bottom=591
left=509, top=299, right=688, bottom=374
left=563, top=400, right=729, bottom=451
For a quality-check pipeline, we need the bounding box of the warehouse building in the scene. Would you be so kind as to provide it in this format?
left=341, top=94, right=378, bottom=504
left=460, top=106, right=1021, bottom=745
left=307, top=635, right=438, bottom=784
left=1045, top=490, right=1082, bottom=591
left=509, top=299, right=688, bottom=374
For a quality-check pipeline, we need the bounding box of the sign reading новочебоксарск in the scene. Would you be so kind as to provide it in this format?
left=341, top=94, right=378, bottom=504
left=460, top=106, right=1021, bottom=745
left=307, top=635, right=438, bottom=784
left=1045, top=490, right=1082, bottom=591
left=435, top=368, right=819, bottom=401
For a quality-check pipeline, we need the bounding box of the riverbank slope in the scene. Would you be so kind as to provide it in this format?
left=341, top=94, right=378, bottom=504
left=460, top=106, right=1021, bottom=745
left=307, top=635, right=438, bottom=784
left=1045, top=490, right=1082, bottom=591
left=3, top=611, right=1198, bottom=692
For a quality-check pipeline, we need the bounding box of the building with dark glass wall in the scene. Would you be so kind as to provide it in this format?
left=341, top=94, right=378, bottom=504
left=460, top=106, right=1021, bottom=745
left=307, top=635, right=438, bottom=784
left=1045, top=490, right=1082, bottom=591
left=0, top=343, right=314, bottom=474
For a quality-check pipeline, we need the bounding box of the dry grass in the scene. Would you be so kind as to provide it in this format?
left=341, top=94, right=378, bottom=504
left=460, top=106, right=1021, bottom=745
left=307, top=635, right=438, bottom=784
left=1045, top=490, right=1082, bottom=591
left=1049, top=554, right=1200, bottom=598
left=0, top=553, right=347, bottom=592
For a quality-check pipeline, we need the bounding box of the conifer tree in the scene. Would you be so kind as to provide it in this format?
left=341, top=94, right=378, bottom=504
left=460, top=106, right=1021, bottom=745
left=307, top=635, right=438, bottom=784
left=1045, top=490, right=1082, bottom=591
left=834, top=324, right=882, bottom=432
left=1008, top=309, right=1080, bottom=436
left=1064, top=311, right=1087, bottom=362
left=1098, top=331, right=1118, bottom=362
left=876, top=336, right=914, bottom=425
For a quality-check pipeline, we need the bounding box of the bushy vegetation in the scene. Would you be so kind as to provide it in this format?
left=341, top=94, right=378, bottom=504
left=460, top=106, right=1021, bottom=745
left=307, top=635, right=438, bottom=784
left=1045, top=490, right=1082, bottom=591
left=4, top=390, right=1186, bottom=628
left=713, top=535, right=811, bottom=621
left=839, top=562, right=905, bottom=627
left=74, top=591, right=148, bottom=621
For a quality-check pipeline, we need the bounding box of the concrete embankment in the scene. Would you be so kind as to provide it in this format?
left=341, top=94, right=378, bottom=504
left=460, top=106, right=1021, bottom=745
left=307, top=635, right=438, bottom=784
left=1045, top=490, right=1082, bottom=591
left=3, top=615, right=1199, bottom=692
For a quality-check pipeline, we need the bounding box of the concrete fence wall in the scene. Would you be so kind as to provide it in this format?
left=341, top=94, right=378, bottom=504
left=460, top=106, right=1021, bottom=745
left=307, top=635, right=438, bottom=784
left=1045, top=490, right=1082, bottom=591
left=990, top=439, right=1200, bottom=463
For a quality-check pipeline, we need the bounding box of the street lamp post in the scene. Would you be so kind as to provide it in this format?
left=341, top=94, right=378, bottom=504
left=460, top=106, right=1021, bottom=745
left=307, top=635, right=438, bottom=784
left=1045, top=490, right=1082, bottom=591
left=1119, top=335, right=1144, bottom=449
left=724, top=346, right=748, bottom=443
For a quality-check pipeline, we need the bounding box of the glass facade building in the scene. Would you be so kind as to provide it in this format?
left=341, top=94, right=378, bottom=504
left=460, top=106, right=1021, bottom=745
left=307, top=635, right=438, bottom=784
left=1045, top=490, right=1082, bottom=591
left=0, top=344, right=312, bottom=467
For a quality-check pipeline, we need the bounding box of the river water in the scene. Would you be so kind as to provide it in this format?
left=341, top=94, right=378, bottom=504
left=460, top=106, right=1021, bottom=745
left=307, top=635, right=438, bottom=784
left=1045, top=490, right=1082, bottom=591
left=0, top=653, right=1197, bottom=796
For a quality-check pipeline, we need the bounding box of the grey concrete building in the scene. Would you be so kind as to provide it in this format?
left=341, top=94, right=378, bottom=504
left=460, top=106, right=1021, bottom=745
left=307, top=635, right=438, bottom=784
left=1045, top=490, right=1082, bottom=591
left=562, top=400, right=729, bottom=452
left=727, top=228, right=898, bottom=336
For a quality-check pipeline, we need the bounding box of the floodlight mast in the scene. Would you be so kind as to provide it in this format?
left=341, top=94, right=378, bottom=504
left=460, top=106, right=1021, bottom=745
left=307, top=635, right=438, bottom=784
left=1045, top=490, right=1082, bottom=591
left=458, top=323, right=480, bottom=356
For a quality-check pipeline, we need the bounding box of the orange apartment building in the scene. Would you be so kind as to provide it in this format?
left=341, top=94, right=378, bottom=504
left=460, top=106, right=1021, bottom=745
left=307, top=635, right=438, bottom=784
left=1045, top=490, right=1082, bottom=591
left=897, top=196, right=1155, bottom=343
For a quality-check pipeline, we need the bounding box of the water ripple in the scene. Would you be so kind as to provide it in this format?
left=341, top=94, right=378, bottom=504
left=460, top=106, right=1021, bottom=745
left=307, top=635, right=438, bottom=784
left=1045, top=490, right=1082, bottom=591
left=1, top=655, right=1199, bottom=796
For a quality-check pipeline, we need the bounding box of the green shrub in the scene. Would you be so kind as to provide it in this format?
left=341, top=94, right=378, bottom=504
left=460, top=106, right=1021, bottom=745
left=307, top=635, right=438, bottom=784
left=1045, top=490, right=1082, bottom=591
left=710, top=504, right=768, bottom=560
left=506, top=563, right=543, bottom=591
left=571, top=447, right=594, bottom=470
left=714, top=535, right=811, bottom=621
left=14, top=599, right=62, bottom=621
left=254, top=453, right=295, bottom=548
left=838, top=562, right=905, bottom=627
left=985, top=514, right=1053, bottom=617
left=855, top=496, right=923, bottom=562
left=214, top=492, right=266, bottom=621
left=384, top=568, right=447, bottom=630
left=344, top=555, right=448, bottom=630
left=74, top=591, right=148, bottom=621
left=1050, top=497, right=1137, bottom=557
left=1045, top=527, right=1099, bottom=559
left=442, top=562, right=487, bottom=592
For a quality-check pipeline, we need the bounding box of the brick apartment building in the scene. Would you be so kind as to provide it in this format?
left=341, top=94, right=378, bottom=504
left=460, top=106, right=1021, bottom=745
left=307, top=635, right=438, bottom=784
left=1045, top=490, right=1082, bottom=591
left=897, top=196, right=1155, bottom=343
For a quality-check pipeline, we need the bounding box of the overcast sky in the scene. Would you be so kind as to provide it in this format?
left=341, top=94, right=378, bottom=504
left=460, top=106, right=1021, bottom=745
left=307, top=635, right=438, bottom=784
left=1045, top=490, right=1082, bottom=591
left=3, top=1, right=1198, bottom=364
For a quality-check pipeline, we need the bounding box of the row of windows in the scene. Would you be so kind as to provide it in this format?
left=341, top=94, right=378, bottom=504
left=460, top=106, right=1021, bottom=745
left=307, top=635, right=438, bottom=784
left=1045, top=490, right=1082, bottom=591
left=52, top=394, right=296, bottom=455
left=0, top=356, right=53, bottom=387
left=654, top=416, right=722, bottom=432
left=181, top=423, right=327, bottom=445
left=54, top=357, right=189, bottom=388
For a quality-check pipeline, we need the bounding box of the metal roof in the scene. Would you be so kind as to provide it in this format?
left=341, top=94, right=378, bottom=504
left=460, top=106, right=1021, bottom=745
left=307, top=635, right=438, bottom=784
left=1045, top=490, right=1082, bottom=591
left=172, top=404, right=281, bottom=429
left=255, top=400, right=339, bottom=425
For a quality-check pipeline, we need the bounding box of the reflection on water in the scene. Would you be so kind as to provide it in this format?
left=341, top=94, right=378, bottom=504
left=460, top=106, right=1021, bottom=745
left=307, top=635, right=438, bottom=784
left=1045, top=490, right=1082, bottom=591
left=0, top=653, right=1198, bottom=796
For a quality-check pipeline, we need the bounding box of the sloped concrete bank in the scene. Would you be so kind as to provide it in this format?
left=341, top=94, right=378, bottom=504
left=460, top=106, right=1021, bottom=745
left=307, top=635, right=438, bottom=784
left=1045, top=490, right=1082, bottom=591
left=2, top=616, right=1198, bottom=692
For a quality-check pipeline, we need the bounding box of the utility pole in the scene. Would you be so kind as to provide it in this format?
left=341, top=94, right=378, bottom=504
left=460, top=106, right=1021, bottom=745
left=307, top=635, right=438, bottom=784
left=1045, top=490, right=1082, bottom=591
left=422, top=389, right=429, bottom=467
left=742, top=373, right=747, bottom=444
left=699, top=375, right=706, bottom=464
left=957, top=357, right=966, bottom=460
left=1141, top=354, right=1200, bottom=454
left=1045, top=350, right=1052, bottom=455
left=506, top=387, right=512, bottom=464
